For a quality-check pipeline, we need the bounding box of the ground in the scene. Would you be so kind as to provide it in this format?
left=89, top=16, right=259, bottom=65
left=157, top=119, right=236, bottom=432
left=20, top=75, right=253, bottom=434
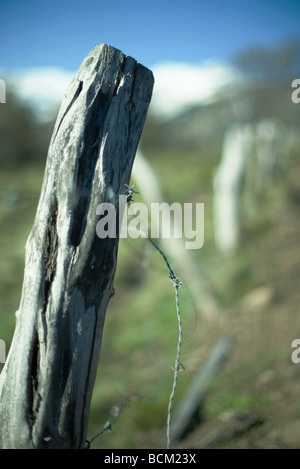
left=0, top=149, right=299, bottom=450
left=83, top=149, right=300, bottom=450
left=173, top=154, right=300, bottom=449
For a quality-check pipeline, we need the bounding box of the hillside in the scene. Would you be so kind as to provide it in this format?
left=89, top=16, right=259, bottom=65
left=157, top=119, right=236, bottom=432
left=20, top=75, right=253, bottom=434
left=0, top=44, right=300, bottom=449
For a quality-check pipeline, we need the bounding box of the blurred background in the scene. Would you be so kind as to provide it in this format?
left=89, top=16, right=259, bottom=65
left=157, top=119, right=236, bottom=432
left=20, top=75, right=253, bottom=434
left=1, top=0, right=300, bottom=449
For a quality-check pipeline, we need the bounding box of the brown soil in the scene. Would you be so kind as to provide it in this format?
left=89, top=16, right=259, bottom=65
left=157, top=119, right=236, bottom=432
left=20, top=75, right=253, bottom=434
left=174, top=168, right=300, bottom=449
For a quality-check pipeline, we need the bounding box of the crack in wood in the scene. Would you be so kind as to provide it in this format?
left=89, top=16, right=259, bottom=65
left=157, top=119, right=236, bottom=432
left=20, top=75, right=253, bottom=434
left=42, top=199, right=58, bottom=345
left=28, top=333, right=42, bottom=437
left=69, top=86, right=114, bottom=248
left=54, top=80, right=83, bottom=140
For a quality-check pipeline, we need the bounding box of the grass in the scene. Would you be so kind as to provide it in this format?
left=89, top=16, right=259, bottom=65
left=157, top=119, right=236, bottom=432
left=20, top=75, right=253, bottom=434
left=0, top=162, right=46, bottom=351
left=0, top=141, right=289, bottom=449
left=204, top=363, right=271, bottom=422
left=208, top=392, right=270, bottom=418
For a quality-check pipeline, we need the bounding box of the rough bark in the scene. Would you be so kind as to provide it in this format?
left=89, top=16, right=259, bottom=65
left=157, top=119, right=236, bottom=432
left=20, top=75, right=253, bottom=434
left=0, top=44, right=154, bottom=449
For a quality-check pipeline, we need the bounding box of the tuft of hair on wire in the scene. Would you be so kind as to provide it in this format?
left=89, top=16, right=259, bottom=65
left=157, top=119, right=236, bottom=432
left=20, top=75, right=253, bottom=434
left=84, top=391, right=137, bottom=449
left=84, top=402, right=126, bottom=449
left=146, top=236, right=184, bottom=450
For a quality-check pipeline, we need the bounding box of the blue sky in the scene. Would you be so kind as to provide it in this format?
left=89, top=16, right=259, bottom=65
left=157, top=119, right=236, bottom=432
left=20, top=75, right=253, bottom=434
left=0, top=0, right=299, bottom=71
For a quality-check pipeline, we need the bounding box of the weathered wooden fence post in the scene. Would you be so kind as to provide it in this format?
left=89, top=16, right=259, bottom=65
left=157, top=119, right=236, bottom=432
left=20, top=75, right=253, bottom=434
left=0, top=44, right=154, bottom=449
left=213, top=124, right=253, bottom=255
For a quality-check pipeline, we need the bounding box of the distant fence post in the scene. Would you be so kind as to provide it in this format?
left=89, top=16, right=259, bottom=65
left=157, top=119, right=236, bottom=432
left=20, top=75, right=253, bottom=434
left=0, top=44, right=154, bottom=449
left=213, top=124, right=253, bottom=255
left=133, top=149, right=219, bottom=320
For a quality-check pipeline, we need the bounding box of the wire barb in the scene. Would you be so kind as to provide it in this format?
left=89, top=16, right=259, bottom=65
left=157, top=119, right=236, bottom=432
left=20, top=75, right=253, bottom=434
left=124, top=183, right=139, bottom=203
left=170, top=362, right=185, bottom=372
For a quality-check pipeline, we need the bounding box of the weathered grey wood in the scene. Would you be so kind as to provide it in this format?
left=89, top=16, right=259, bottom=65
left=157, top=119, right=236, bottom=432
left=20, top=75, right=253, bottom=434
left=0, top=44, right=154, bottom=449
left=169, top=336, right=233, bottom=444
left=213, top=121, right=286, bottom=256
left=213, top=125, right=253, bottom=255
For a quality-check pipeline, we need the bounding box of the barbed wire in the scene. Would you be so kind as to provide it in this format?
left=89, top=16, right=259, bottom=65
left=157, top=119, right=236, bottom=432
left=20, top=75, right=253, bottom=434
left=84, top=396, right=131, bottom=449
left=3, top=182, right=185, bottom=449
left=146, top=236, right=184, bottom=449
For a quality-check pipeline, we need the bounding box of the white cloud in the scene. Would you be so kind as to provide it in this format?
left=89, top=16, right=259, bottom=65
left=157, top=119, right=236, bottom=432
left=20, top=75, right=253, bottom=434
left=4, top=60, right=241, bottom=123
left=8, top=67, right=75, bottom=122
left=150, top=60, right=241, bottom=119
